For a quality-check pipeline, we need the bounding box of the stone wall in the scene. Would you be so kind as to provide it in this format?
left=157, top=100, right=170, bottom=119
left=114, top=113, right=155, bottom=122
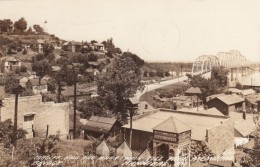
left=206, top=117, right=234, bottom=156
left=0, top=95, right=69, bottom=139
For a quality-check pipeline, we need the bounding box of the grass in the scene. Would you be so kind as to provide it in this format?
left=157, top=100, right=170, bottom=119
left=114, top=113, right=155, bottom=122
left=140, top=82, right=190, bottom=108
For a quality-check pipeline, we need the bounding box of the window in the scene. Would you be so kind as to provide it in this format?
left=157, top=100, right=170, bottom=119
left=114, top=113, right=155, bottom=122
left=23, top=115, right=34, bottom=130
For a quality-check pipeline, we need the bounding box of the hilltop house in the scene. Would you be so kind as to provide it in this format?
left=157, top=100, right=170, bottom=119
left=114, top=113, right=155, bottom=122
left=3, top=57, right=21, bottom=73
left=92, top=43, right=105, bottom=51
left=62, top=41, right=83, bottom=52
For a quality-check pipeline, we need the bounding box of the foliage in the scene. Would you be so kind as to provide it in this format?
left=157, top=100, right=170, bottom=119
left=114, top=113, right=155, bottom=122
left=33, top=24, right=44, bottom=34
left=0, top=119, right=27, bottom=148
left=4, top=72, right=20, bottom=94
left=187, top=67, right=228, bottom=101
left=20, top=65, right=27, bottom=72
left=121, top=51, right=145, bottom=67
left=0, top=19, right=13, bottom=33
left=190, top=140, right=215, bottom=163
left=14, top=17, right=27, bottom=32
left=102, top=38, right=122, bottom=57
left=211, top=66, right=229, bottom=87
left=32, top=59, right=50, bottom=84
left=97, top=56, right=144, bottom=123
left=236, top=82, right=243, bottom=89
left=77, top=97, right=107, bottom=119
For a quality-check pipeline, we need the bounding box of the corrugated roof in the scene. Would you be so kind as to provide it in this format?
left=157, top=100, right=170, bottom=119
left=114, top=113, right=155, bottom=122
left=84, top=116, right=117, bottom=134
left=216, top=94, right=244, bottom=105
left=153, top=116, right=191, bottom=133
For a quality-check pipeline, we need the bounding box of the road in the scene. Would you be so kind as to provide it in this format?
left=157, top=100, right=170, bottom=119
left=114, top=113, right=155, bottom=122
left=135, top=72, right=211, bottom=100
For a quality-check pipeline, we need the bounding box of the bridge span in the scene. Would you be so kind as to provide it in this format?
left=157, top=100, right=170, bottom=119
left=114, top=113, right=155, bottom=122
left=192, top=50, right=259, bottom=80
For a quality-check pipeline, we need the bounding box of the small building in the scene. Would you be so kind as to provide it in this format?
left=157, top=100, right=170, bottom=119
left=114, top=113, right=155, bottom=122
left=62, top=41, right=83, bottom=52
left=206, top=94, right=245, bottom=116
left=84, top=116, right=121, bottom=139
left=245, top=94, right=260, bottom=110
left=93, top=43, right=105, bottom=51
left=116, top=141, right=133, bottom=158
left=171, top=95, right=202, bottom=108
left=96, top=140, right=110, bottom=156
left=36, top=39, right=45, bottom=53
left=3, top=57, right=21, bottom=73
left=27, top=78, right=48, bottom=94
left=62, top=85, right=92, bottom=102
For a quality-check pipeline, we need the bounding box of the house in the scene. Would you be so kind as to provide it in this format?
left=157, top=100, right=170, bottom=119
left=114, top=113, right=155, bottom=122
left=245, top=94, right=260, bottom=110
left=84, top=116, right=121, bottom=139
left=92, top=43, right=105, bottom=51
left=27, top=78, right=48, bottom=94
left=206, top=94, right=245, bottom=116
left=36, top=39, right=45, bottom=53
left=0, top=95, right=70, bottom=139
left=3, top=57, right=21, bottom=73
left=62, top=41, right=83, bottom=52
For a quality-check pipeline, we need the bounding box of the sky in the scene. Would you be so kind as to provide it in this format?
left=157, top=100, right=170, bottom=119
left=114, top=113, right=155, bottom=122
left=0, top=0, right=260, bottom=62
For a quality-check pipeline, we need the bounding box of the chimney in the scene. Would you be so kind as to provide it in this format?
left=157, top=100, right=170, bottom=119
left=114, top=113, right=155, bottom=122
left=243, top=111, right=246, bottom=120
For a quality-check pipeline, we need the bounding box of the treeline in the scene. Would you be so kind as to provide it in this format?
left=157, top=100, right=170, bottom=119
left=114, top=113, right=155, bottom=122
left=146, top=62, right=192, bottom=72
left=0, top=17, right=46, bottom=35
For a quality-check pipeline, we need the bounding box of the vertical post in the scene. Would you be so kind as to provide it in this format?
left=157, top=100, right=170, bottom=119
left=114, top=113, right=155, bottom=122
left=129, top=109, right=133, bottom=149
left=13, top=93, right=19, bottom=147
left=197, top=96, right=199, bottom=111
left=46, top=125, right=49, bottom=138
left=73, top=81, right=77, bottom=139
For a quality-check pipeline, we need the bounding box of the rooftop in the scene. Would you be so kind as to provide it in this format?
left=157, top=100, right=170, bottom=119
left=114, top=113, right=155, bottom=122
left=84, top=116, right=118, bottom=134
left=153, top=116, right=191, bottom=133
left=122, top=109, right=229, bottom=141
left=216, top=94, right=245, bottom=105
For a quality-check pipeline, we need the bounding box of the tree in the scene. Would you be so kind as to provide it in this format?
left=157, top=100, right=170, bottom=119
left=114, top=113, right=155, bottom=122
left=211, top=66, right=229, bottom=87
left=27, top=26, right=33, bottom=34
left=32, top=59, right=50, bottom=85
left=4, top=72, right=20, bottom=94
left=77, top=97, right=106, bottom=119
left=97, top=56, right=144, bottom=123
left=0, top=19, right=13, bottom=33
left=33, top=24, right=44, bottom=34
left=14, top=17, right=27, bottom=32
left=121, top=51, right=145, bottom=67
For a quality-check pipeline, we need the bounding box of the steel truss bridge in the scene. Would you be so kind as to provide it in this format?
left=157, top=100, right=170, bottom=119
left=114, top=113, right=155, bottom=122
left=192, top=50, right=259, bottom=79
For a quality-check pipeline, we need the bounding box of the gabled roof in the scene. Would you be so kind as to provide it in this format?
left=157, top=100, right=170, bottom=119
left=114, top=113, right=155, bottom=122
left=127, top=98, right=139, bottom=105
left=216, top=94, right=244, bottom=105
left=84, top=116, right=118, bottom=134
left=5, top=56, right=20, bottom=62
left=185, top=87, right=202, bottom=95
left=88, top=61, right=100, bottom=66
left=96, top=140, right=110, bottom=156
left=116, top=141, right=133, bottom=157
left=234, top=119, right=256, bottom=137
left=153, top=116, right=191, bottom=134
